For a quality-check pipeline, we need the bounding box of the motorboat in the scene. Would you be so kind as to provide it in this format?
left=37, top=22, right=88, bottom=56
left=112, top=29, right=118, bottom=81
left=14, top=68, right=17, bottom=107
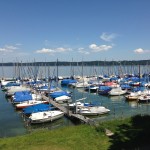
left=109, top=87, right=127, bottom=96
left=84, top=85, right=99, bottom=93
left=12, top=90, right=32, bottom=104
left=78, top=106, right=110, bottom=116
left=138, top=94, right=150, bottom=103
left=61, top=79, right=77, bottom=86
left=73, top=81, right=90, bottom=88
left=29, top=110, right=64, bottom=124
left=125, top=92, right=139, bottom=101
left=22, top=103, right=54, bottom=116
left=69, top=101, right=94, bottom=108
left=5, top=86, right=31, bottom=97
left=15, top=99, right=48, bottom=109
left=12, top=91, right=42, bottom=104
left=98, top=86, right=112, bottom=95
left=1, top=82, right=20, bottom=91
left=54, top=95, right=72, bottom=103
left=49, top=90, right=71, bottom=99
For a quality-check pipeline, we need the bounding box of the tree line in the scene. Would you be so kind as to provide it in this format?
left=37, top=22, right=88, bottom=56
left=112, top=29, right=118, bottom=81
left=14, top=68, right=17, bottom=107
left=0, top=60, right=150, bottom=66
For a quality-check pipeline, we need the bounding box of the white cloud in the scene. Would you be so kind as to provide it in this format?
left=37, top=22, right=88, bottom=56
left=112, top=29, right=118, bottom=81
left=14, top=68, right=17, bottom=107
left=134, top=48, right=144, bottom=53
left=78, top=48, right=90, bottom=55
left=0, top=48, right=6, bottom=52
left=5, top=45, right=18, bottom=50
left=78, top=48, right=84, bottom=51
left=134, top=48, right=150, bottom=54
left=100, top=33, right=117, bottom=42
left=0, top=45, right=18, bottom=53
left=89, top=44, right=112, bottom=52
left=36, top=47, right=72, bottom=54
left=36, top=48, right=55, bottom=54
left=56, top=47, right=72, bottom=52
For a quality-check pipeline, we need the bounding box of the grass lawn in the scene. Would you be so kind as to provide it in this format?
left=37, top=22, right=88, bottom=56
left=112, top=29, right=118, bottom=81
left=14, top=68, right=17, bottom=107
left=0, top=115, right=150, bottom=150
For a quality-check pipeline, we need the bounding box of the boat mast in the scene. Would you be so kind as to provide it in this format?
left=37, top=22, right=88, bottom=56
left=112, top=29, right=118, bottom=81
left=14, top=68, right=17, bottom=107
left=1, top=58, right=4, bottom=79
left=139, top=64, right=141, bottom=86
left=48, top=63, right=51, bottom=104
left=56, top=58, right=58, bottom=86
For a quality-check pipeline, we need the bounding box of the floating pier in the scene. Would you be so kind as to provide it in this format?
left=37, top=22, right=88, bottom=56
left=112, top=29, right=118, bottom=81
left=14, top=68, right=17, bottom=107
left=42, top=95, right=97, bottom=126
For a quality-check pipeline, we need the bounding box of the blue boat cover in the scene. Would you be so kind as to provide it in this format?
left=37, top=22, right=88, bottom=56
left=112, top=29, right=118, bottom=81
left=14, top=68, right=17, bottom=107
left=23, top=103, right=54, bottom=115
left=38, top=85, right=56, bottom=91
left=61, top=79, right=77, bottom=85
left=13, top=91, right=32, bottom=102
left=49, top=91, right=71, bottom=98
left=99, top=86, right=112, bottom=90
left=84, top=102, right=99, bottom=107
left=5, top=82, right=20, bottom=87
left=98, top=86, right=112, bottom=95
left=121, top=84, right=131, bottom=89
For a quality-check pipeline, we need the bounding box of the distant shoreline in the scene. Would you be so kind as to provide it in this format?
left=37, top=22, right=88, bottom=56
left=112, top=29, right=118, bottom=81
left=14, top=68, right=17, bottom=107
left=0, top=59, right=150, bottom=66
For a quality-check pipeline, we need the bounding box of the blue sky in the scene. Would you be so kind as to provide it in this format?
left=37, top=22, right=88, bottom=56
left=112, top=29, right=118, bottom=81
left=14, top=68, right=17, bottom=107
left=0, top=0, right=150, bottom=62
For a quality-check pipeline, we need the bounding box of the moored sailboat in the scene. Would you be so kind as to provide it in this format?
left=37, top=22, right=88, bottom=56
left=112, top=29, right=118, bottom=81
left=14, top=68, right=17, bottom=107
left=78, top=106, right=110, bottom=116
left=29, top=110, right=64, bottom=124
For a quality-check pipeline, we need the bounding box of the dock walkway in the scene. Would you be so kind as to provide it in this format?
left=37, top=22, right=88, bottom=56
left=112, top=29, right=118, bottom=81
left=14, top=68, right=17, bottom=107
left=42, top=95, right=97, bottom=126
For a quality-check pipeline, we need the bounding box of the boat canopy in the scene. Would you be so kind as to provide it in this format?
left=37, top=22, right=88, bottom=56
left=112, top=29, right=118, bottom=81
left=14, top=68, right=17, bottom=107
left=13, top=91, right=32, bottom=102
left=99, top=85, right=112, bottom=90
left=5, top=82, right=20, bottom=87
left=61, top=79, right=77, bottom=85
left=23, top=103, right=54, bottom=115
left=49, top=91, right=71, bottom=99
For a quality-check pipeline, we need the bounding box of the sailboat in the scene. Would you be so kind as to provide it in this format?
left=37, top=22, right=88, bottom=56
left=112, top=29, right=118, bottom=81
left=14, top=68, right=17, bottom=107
left=78, top=106, right=110, bottom=116
left=15, top=99, right=48, bottom=109
left=29, top=110, right=64, bottom=124
left=22, top=103, right=54, bottom=116
left=109, top=87, right=127, bottom=96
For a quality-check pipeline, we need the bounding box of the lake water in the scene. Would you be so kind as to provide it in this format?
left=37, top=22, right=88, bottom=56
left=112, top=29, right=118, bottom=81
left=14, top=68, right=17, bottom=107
left=1, top=65, right=149, bottom=79
left=0, top=65, right=150, bottom=138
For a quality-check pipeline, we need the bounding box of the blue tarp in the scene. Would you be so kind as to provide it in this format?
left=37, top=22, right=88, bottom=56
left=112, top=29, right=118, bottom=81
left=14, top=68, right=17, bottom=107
left=120, top=84, right=131, bottom=90
left=26, top=80, right=42, bottom=85
left=5, top=82, right=20, bottom=87
left=99, top=86, right=112, bottom=90
left=38, top=85, right=56, bottom=91
left=61, top=79, right=77, bottom=85
left=84, top=102, right=99, bottom=107
left=98, top=86, right=112, bottom=95
left=23, top=103, right=54, bottom=115
left=131, top=87, right=144, bottom=92
left=110, top=77, right=119, bottom=81
left=49, top=91, right=71, bottom=99
left=13, top=91, right=32, bottom=103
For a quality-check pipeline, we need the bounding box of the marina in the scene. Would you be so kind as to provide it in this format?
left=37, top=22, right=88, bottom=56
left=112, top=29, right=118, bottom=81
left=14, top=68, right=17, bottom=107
left=1, top=1, right=150, bottom=149
left=1, top=65, right=150, bottom=138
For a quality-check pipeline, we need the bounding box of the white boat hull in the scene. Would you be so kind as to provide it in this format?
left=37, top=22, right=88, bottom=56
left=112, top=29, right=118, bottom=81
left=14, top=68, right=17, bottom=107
left=15, top=100, right=48, bottom=109
left=29, top=110, right=64, bottom=124
left=78, top=106, right=110, bottom=116
left=54, top=95, right=71, bottom=102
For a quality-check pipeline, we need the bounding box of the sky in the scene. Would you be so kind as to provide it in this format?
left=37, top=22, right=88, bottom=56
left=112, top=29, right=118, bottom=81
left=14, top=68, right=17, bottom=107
left=0, top=0, right=150, bottom=62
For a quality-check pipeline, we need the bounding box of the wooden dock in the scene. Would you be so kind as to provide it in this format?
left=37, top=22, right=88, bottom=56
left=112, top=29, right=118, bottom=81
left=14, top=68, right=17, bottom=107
left=42, top=95, right=97, bottom=126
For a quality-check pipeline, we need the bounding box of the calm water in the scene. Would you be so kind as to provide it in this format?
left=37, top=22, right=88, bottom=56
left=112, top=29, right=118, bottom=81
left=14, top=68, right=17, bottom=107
left=0, top=84, right=76, bottom=138
left=1, top=65, right=150, bottom=78
left=0, top=66, right=150, bottom=138
left=0, top=88, right=26, bottom=137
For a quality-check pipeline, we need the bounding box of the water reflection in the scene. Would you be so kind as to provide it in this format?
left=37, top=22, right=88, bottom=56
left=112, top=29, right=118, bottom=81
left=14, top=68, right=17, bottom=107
left=127, top=101, right=139, bottom=108
left=0, top=89, right=27, bottom=138
left=109, top=95, right=125, bottom=102
left=26, top=117, right=68, bottom=132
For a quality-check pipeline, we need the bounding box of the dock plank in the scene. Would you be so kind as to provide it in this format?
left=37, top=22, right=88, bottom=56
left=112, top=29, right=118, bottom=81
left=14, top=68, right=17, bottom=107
left=42, top=95, right=96, bottom=125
